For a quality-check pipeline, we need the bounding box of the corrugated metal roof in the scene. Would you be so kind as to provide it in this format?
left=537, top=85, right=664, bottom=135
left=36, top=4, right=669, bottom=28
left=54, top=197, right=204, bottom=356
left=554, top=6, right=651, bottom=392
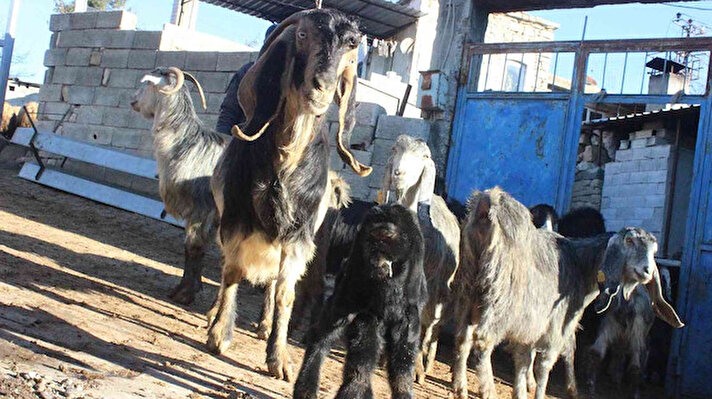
left=582, top=104, right=700, bottom=130
left=201, top=0, right=424, bottom=39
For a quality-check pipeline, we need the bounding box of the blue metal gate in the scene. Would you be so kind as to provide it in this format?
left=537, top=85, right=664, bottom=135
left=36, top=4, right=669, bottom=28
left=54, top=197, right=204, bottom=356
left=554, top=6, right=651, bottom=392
left=446, top=37, right=712, bottom=398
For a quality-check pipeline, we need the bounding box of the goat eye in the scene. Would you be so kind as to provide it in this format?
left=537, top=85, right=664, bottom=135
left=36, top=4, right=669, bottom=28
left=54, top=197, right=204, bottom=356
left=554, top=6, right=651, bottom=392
left=297, top=31, right=306, bottom=39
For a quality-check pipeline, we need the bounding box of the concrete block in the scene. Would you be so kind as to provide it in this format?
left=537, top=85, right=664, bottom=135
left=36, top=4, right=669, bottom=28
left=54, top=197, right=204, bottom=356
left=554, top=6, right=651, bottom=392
left=604, top=162, right=621, bottom=175
left=654, top=158, right=670, bottom=171
left=350, top=125, right=376, bottom=148
left=65, top=48, right=92, bottom=66
left=41, top=102, right=72, bottom=119
left=330, top=150, right=345, bottom=171
left=156, top=51, right=186, bottom=69
left=375, top=115, right=430, bottom=140
left=216, top=52, right=254, bottom=71
left=52, top=66, right=103, bottom=86
left=83, top=125, right=114, bottom=145
left=102, top=107, right=133, bottom=128
left=117, top=89, right=137, bottom=107
left=127, top=111, right=151, bottom=129
left=628, top=171, right=646, bottom=184
left=639, top=159, right=656, bottom=172
left=652, top=145, right=672, bottom=159
left=93, top=87, right=124, bottom=106
left=133, top=31, right=162, bottom=49
left=58, top=30, right=134, bottom=48
left=618, top=139, right=630, bottom=150
left=96, top=10, right=137, bottom=30
left=355, top=102, right=388, bottom=126
left=199, top=93, right=223, bottom=115
left=185, top=52, right=219, bottom=71
left=648, top=170, right=669, bottom=183
left=106, top=30, right=137, bottom=48
left=128, top=50, right=157, bottom=69
left=106, top=69, right=143, bottom=88
left=62, top=86, right=95, bottom=105
left=70, top=12, right=99, bottom=29
left=630, top=138, right=647, bottom=149
left=645, top=194, right=666, bottom=208
left=631, top=128, right=655, bottom=139
left=646, top=137, right=669, bottom=147
left=44, top=49, right=67, bottom=67
left=39, top=85, right=64, bottom=102
left=71, top=105, right=104, bottom=125
left=111, top=128, right=143, bottom=149
left=350, top=149, right=372, bottom=166
left=194, top=72, right=229, bottom=93
left=371, top=138, right=395, bottom=166
left=101, top=49, right=130, bottom=68
left=634, top=207, right=654, bottom=219
left=615, top=150, right=632, bottom=162
left=50, top=13, right=71, bottom=32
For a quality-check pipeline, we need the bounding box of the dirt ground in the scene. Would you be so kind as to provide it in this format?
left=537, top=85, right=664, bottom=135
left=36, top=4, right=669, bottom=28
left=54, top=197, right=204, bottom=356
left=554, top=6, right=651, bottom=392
left=0, top=160, right=661, bottom=399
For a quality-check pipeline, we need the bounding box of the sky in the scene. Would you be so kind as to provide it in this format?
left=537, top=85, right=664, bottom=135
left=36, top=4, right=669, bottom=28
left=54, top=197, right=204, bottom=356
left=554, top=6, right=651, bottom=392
left=1, top=1, right=712, bottom=84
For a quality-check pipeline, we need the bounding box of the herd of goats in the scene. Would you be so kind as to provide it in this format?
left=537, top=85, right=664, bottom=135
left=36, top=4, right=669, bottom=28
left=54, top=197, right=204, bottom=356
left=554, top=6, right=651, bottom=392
left=7, top=7, right=689, bottom=399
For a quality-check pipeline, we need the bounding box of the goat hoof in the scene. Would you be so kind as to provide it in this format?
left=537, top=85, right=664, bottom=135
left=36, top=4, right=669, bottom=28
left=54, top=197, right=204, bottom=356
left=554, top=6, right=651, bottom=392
left=415, top=371, right=426, bottom=385
left=256, top=323, right=271, bottom=341
left=206, top=331, right=230, bottom=355
left=451, top=387, right=468, bottom=399
left=567, top=386, right=579, bottom=399
left=267, top=350, right=294, bottom=382
left=168, top=280, right=201, bottom=305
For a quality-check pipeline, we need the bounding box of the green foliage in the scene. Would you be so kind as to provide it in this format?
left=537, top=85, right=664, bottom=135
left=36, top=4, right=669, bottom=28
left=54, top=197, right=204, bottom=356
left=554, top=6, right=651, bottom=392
left=54, top=0, right=127, bottom=13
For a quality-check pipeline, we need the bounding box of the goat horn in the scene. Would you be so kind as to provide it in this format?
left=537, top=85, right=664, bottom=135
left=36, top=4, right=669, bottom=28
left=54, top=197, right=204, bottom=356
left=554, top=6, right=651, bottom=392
left=231, top=121, right=272, bottom=142
left=183, top=72, right=207, bottom=110
left=336, top=70, right=372, bottom=177
left=158, top=66, right=185, bottom=95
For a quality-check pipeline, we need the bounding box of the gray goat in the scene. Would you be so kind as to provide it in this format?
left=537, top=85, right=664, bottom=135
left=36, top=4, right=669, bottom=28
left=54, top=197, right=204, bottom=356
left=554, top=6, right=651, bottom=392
left=381, top=134, right=461, bottom=384
left=451, top=187, right=684, bottom=399
left=131, top=66, right=229, bottom=304
left=206, top=9, right=370, bottom=381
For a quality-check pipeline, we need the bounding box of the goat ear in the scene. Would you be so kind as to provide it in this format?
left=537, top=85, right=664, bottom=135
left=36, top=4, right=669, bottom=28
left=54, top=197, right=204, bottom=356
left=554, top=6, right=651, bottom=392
left=233, top=25, right=296, bottom=140
left=417, top=155, right=436, bottom=206
left=380, top=155, right=394, bottom=204
left=334, top=49, right=372, bottom=177
left=645, top=267, right=684, bottom=328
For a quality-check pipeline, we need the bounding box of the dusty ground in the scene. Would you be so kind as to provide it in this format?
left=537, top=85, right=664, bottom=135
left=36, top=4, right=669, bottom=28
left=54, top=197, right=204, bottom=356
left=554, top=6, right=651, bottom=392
left=0, top=160, right=661, bottom=399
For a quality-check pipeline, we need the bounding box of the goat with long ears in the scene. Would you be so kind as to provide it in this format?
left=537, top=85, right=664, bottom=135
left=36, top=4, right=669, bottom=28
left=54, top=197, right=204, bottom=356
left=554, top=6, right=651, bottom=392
left=230, top=9, right=371, bottom=177
left=207, top=9, right=371, bottom=381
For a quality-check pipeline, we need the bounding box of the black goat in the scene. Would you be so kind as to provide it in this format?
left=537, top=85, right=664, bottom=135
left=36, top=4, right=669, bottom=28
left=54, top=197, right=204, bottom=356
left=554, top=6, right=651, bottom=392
left=530, top=203, right=558, bottom=231
left=558, top=206, right=606, bottom=238
left=294, top=204, right=427, bottom=399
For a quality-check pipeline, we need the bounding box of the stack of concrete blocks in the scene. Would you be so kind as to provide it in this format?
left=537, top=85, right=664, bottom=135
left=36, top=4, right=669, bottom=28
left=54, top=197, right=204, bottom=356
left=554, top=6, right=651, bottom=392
left=572, top=161, right=604, bottom=210
left=36, top=11, right=256, bottom=195
left=600, top=124, right=674, bottom=243
left=324, top=102, right=432, bottom=201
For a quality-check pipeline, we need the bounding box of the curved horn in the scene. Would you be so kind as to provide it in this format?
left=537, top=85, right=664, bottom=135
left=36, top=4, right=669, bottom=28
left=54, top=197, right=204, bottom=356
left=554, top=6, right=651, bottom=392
left=158, top=66, right=184, bottom=95
left=335, top=62, right=372, bottom=177
left=183, top=71, right=207, bottom=110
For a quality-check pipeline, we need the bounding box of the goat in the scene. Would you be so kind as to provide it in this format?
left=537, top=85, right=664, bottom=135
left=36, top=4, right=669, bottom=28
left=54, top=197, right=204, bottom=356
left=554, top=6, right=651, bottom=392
left=451, top=187, right=684, bottom=399
left=530, top=203, right=558, bottom=231
left=131, top=66, right=229, bottom=304
left=381, top=134, right=461, bottom=384
left=206, top=9, right=370, bottom=381
left=294, top=203, right=427, bottom=399
left=558, top=206, right=606, bottom=238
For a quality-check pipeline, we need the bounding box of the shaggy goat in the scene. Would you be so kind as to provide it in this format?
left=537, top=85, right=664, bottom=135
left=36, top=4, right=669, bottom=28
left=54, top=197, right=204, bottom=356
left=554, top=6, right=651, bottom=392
left=381, top=134, right=460, bottom=384
left=451, top=187, right=684, bottom=399
left=131, top=66, right=229, bottom=304
left=207, top=9, right=370, bottom=380
left=293, top=204, right=426, bottom=399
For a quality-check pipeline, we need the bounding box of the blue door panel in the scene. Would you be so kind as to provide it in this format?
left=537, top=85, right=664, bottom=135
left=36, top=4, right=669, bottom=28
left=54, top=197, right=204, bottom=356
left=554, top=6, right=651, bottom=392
left=679, top=250, right=712, bottom=398
left=448, top=98, right=569, bottom=206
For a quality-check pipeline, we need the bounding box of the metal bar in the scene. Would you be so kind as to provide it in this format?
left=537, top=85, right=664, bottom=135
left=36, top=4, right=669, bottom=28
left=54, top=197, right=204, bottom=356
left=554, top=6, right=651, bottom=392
left=482, top=53, right=491, bottom=91
left=397, top=84, right=412, bottom=116
left=0, top=1, right=21, bottom=114
left=533, top=52, right=542, bottom=92
left=641, top=52, right=648, bottom=95
left=17, top=162, right=183, bottom=228
left=551, top=52, right=559, bottom=91
left=467, top=36, right=712, bottom=56
left=500, top=53, right=508, bottom=91
left=464, top=92, right=571, bottom=101
left=24, top=105, right=45, bottom=180
left=517, top=53, right=525, bottom=91
left=620, top=52, right=629, bottom=94
left=581, top=93, right=704, bottom=104
left=601, top=52, right=609, bottom=90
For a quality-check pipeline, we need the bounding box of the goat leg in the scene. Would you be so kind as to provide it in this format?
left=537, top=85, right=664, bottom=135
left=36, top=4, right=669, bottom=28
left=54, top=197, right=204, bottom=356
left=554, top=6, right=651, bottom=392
left=527, top=349, right=537, bottom=393
left=387, top=306, right=420, bottom=399
left=533, top=350, right=558, bottom=399
left=512, top=345, right=534, bottom=399
left=335, top=313, right=382, bottom=399
left=562, top=340, right=579, bottom=399
left=206, top=264, right=243, bottom=354
left=169, top=226, right=208, bottom=304
left=584, top=348, right=603, bottom=398
left=451, top=313, right=476, bottom=399
left=257, top=280, right=276, bottom=340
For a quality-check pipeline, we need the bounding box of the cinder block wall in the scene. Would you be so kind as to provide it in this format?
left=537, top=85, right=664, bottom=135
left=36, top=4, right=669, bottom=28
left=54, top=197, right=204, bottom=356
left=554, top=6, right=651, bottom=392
left=601, top=128, right=674, bottom=243
left=36, top=11, right=256, bottom=195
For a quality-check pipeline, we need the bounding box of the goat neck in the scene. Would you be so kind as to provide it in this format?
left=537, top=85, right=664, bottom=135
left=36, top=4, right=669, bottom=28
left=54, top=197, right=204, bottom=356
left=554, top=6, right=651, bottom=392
left=273, top=92, right=321, bottom=175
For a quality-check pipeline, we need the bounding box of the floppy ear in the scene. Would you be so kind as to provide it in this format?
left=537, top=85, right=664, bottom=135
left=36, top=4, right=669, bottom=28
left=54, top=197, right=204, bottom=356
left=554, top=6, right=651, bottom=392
left=334, top=48, right=372, bottom=177
left=645, top=266, right=684, bottom=328
left=417, top=153, right=436, bottom=206
left=232, top=16, right=302, bottom=141
left=380, top=155, right=394, bottom=204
